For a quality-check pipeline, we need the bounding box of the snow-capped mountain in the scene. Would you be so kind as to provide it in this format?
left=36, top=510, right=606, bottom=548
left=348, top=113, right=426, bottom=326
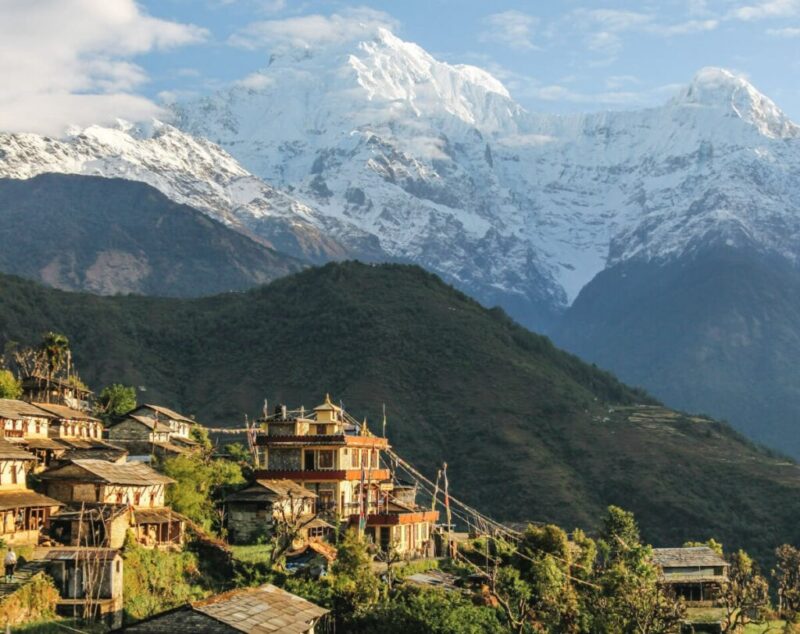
left=172, top=28, right=800, bottom=330
left=2, top=26, right=799, bottom=332
left=0, top=120, right=354, bottom=264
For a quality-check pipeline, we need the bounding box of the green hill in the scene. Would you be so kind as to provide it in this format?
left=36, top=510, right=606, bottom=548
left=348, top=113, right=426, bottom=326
left=0, top=262, right=798, bottom=560
left=0, top=174, right=304, bottom=297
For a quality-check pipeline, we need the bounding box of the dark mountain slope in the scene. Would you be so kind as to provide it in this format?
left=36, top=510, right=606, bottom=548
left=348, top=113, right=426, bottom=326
left=554, top=246, right=800, bottom=456
left=0, top=262, right=798, bottom=560
left=0, top=174, right=303, bottom=297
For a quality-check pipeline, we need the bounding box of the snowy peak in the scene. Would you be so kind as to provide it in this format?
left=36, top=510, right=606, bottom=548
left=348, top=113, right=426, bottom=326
left=674, top=67, right=799, bottom=138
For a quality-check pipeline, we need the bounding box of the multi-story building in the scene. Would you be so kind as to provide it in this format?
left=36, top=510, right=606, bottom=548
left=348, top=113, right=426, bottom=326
left=253, top=395, right=438, bottom=557
left=39, top=459, right=184, bottom=549
left=36, top=403, right=104, bottom=441
left=0, top=439, right=62, bottom=545
left=0, top=399, right=65, bottom=467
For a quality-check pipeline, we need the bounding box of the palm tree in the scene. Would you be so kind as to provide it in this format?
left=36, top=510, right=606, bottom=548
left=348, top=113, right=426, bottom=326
left=39, top=332, right=69, bottom=402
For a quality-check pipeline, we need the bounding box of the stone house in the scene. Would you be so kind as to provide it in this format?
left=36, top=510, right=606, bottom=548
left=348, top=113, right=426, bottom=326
left=38, top=459, right=184, bottom=548
left=121, top=584, right=329, bottom=633
left=128, top=404, right=198, bottom=441
left=0, top=439, right=62, bottom=545
left=224, top=479, right=318, bottom=545
left=105, top=414, right=194, bottom=461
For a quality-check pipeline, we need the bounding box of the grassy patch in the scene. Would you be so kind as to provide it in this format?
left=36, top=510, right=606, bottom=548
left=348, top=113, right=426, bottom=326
left=230, top=544, right=274, bottom=565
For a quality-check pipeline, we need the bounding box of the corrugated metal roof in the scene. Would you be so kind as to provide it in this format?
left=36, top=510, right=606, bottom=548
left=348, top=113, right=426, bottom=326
left=40, top=459, right=174, bottom=485
left=0, top=490, right=63, bottom=510
left=652, top=547, right=728, bottom=568
left=44, top=548, right=119, bottom=562
left=192, top=584, right=328, bottom=634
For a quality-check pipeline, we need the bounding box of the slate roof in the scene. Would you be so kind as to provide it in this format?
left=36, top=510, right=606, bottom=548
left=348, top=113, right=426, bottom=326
left=109, top=414, right=172, bottom=434
left=39, top=459, right=174, bottom=486
left=652, top=547, right=729, bottom=569
left=0, top=490, right=63, bottom=510
left=0, top=399, right=55, bottom=420
left=0, top=439, right=37, bottom=461
left=135, top=404, right=195, bottom=424
left=60, top=446, right=128, bottom=463
left=225, top=480, right=317, bottom=504
left=33, top=403, right=101, bottom=423
left=193, top=584, right=328, bottom=633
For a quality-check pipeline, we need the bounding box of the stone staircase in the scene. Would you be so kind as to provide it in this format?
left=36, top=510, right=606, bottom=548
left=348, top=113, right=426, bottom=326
left=0, top=560, right=49, bottom=599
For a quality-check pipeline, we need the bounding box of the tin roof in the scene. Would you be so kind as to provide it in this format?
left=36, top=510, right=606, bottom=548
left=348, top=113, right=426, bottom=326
left=192, top=584, right=328, bottom=633
left=44, top=548, right=119, bottom=562
left=40, top=459, right=174, bottom=486
left=133, top=507, right=186, bottom=525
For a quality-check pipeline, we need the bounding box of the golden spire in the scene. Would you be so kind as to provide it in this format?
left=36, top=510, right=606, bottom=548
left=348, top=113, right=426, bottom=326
left=361, top=417, right=369, bottom=436
left=325, top=393, right=332, bottom=404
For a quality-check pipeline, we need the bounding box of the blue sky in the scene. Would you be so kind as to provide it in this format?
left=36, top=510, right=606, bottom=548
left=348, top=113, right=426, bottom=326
left=2, top=0, right=799, bottom=134
left=135, top=0, right=800, bottom=116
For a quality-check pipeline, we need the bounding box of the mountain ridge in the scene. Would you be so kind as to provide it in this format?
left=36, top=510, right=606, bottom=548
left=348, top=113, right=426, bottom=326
left=0, top=173, right=305, bottom=297
left=0, top=262, right=798, bottom=561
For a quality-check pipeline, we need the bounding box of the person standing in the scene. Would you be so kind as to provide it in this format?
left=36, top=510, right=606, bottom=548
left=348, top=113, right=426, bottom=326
left=4, top=548, right=17, bottom=582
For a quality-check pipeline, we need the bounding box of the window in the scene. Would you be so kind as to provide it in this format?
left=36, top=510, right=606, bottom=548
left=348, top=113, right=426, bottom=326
left=10, top=463, right=17, bottom=484
left=317, top=450, right=335, bottom=469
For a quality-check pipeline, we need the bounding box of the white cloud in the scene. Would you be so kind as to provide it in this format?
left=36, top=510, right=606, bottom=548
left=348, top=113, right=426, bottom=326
left=229, top=7, right=398, bottom=50
left=0, top=0, right=206, bottom=136
left=655, top=18, right=719, bottom=35
left=766, top=26, right=800, bottom=35
left=728, top=0, right=800, bottom=20
left=234, top=72, right=275, bottom=90
left=480, top=11, right=539, bottom=51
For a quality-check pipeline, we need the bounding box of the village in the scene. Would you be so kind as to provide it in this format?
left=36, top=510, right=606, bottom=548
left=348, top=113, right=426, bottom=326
left=0, top=338, right=787, bottom=633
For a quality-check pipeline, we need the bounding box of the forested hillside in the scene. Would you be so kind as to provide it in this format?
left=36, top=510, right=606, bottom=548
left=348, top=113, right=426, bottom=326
left=0, top=262, right=798, bottom=560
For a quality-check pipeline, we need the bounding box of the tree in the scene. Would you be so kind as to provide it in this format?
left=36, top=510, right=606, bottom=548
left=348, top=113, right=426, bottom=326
left=331, top=529, right=380, bottom=620
left=587, top=506, right=685, bottom=634
left=347, top=586, right=506, bottom=633
left=96, top=384, right=136, bottom=420
left=720, top=549, right=770, bottom=632
left=40, top=331, right=70, bottom=391
left=190, top=425, right=213, bottom=455
left=514, top=524, right=582, bottom=631
left=160, top=453, right=244, bottom=533
left=774, top=544, right=800, bottom=619
left=0, top=370, right=21, bottom=399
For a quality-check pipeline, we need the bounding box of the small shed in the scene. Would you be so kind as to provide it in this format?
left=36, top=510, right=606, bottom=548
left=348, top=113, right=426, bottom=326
left=120, top=583, right=329, bottom=633
left=44, top=547, right=123, bottom=628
